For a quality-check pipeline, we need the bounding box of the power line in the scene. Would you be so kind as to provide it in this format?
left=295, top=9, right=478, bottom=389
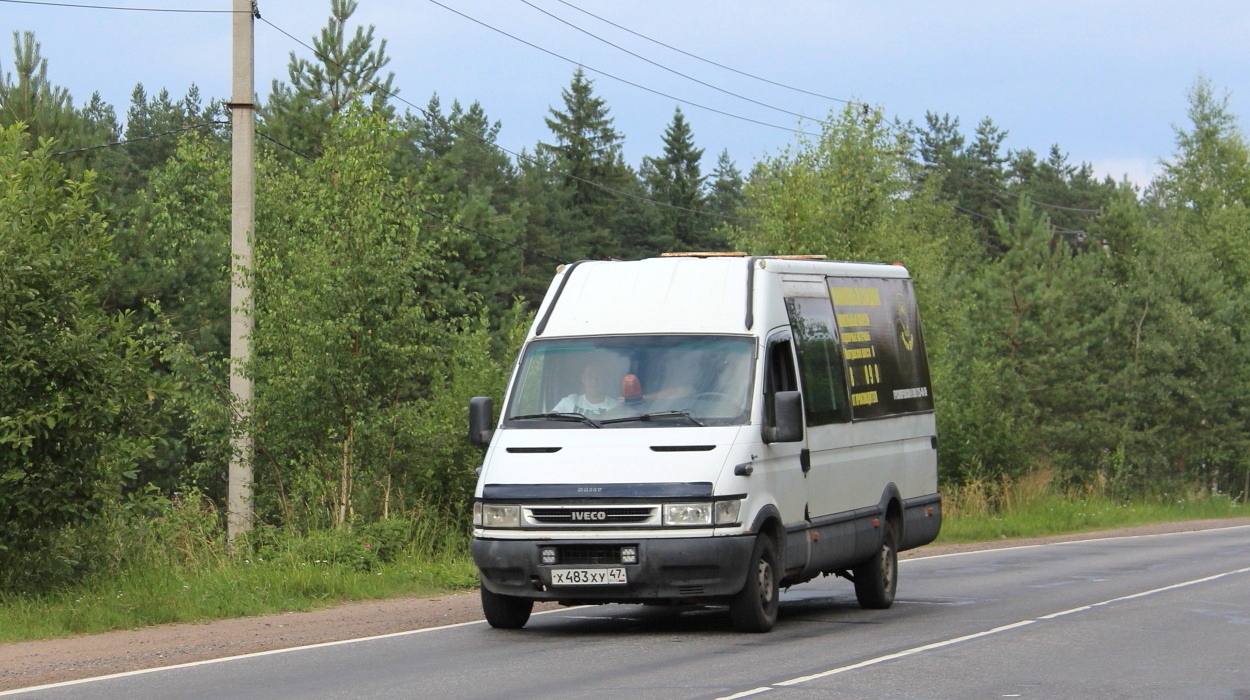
left=550, top=0, right=858, bottom=107
left=258, top=16, right=761, bottom=226
left=0, top=0, right=238, bottom=13
left=265, top=13, right=1094, bottom=229
left=30, top=2, right=1095, bottom=233
left=918, top=163, right=1104, bottom=215
left=508, top=5, right=1032, bottom=211
left=525, top=0, right=915, bottom=144
left=422, top=0, right=823, bottom=140
left=49, top=120, right=229, bottom=155
left=10, top=0, right=1120, bottom=222
left=517, top=0, right=826, bottom=127
left=35, top=14, right=1097, bottom=237
left=950, top=205, right=1088, bottom=239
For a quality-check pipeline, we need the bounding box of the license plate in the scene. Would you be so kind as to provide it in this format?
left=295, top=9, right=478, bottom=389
left=551, top=567, right=628, bottom=586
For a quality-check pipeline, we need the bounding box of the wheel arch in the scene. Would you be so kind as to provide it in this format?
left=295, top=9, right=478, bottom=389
left=748, top=504, right=786, bottom=564
left=878, top=483, right=905, bottom=541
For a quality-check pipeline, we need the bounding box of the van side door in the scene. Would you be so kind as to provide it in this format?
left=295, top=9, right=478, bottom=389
left=758, top=329, right=809, bottom=573
left=783, top=293, right=867, bottom=521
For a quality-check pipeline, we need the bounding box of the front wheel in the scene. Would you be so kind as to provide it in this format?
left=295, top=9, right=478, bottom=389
left=853, top=522, right=898, bottom=609
left=480, top=581, right=534, bottom=629
left=729, top=534, right=780, bottom=632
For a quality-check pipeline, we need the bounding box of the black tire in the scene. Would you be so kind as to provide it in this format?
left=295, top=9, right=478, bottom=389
left=853, top=521, right=898, bottom=609
left=729, top=534, right=780, bottom=633
left=480, top=582, right=534, bottom=629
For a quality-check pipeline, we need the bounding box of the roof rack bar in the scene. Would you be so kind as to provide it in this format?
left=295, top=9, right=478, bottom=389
left=534, top=260, right=587, bottom=336
left=745, top=257, right=757, bottom=330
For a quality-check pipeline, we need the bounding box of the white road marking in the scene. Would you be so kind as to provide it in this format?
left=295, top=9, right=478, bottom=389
left=718, top=688, right=773, bottom=699
left=714, top=563, right=1250, bottom=699
left=5, top=524, right=1247, bottom=697
left=900, top=522, right=1250, bottom=563
left=0, top=608, right=574, bottom=697
left=772, top=619, right=1038, bottom=687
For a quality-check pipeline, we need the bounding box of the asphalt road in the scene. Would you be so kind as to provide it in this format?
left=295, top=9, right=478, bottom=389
left=7, top=525, right=1249, bottom=700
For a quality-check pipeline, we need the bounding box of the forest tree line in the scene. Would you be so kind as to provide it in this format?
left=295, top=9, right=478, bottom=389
left=2, top=1, right=1248, bottom=593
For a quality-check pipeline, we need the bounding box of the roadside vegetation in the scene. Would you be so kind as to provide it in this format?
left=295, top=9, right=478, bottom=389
left=938, top=470, right=1245, bottom=542
left=0, top=489, right=477, bottom=644
left=0, top=477, right=1242, bottom=645
left=3, top=1, right=1250, bottom=644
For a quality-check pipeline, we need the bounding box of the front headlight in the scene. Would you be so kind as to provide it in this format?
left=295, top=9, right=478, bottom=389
left=478, top=503, right=521, bottom=528
left=664, top=502, right=712, bottom=526
left=663, top=500, right=742, bottom=527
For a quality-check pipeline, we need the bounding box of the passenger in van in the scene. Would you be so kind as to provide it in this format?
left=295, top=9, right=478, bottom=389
left=553, top=361, right=621, bottom=416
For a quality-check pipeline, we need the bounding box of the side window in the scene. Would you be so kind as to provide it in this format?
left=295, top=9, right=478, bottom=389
left=785, top=296, right=851, bottom=425
left=764, top=335, right=798, bottom=429
left=828, top=277, right=935, bottom=419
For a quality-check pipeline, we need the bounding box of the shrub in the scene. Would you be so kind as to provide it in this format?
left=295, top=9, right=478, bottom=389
left=0, top=127, right=178, bottom=594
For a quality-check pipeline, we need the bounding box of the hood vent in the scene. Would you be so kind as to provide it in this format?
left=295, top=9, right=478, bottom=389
left=506, top=447, right=562, bottom=454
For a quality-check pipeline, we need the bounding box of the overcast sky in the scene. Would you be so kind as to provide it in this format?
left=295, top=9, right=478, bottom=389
left=4, top=0, right=1249, bottom=189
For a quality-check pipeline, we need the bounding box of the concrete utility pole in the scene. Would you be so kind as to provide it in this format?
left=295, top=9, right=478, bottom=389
left=227, top=0, right=256, bottom=543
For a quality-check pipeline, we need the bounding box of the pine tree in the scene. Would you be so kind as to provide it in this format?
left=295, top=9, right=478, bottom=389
left=0, top=32, right=129, bottom=194
left=708, top=150, right=744, bottom=216
left=536, top=68, right=632, bottom=260
left=1006, top=145, right=1114, bottom=251
left=405, top=96, right=523, bottom=320
left=915, top=113, right=971, bottom=211
left=706, top=149, right=745, bottom=248
left=915, top=114, right=1030, bottom=258
left=642, top=107, right=712, bottom=253
left=514, top=146, right=579, bottom=302
left=119, top=84, right=219, bottom=194
left=966, top=117, right=1011, bottom=254
left=260, top=0, right=397, bottom=159
left=0, top=32, right=78, bottom=143
left=76, top=91, right=127, bottom=200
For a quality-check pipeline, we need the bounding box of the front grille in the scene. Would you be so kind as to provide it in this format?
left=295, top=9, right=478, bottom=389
left=549, top=545, right=631, bottom=565
left=527, top=506, right=655, bottom=525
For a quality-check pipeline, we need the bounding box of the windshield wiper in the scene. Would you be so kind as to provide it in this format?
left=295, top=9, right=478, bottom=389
left=509, top=412, right=603, bottom=428
left=601, top=410, right=705, bottom=427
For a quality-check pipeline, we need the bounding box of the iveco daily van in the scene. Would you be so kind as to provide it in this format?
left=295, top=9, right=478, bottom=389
left=467, top=254, right=940, bottom=632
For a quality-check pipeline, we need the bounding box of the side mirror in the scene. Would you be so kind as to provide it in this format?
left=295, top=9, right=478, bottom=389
left=468, top=396, right=494, bottom=447
left=763, top=390, right=804, bottom=444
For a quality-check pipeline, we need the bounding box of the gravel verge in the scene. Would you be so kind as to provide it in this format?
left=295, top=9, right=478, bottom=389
left=3, top=517, right=1247, bottom=692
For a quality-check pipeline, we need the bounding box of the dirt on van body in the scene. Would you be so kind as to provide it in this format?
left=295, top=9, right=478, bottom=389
left=2, top=518, right=1247, bottom=692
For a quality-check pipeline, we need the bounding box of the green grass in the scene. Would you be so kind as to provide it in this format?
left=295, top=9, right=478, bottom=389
left=0, top=552, right=478, bottom=644
left=1, top=479, right=1246, bottom=645
left=936, top=469, right=1247, bottom=543
left=938, top=492, right=1246, bottom=543
left=0, top=499, right=481, bottom=644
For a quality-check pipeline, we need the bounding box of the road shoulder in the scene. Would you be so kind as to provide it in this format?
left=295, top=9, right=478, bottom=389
left=3, top=517, right=1248, bottom=692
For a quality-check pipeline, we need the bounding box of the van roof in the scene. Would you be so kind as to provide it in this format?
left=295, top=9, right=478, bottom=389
left=533, top=256, right=910, bottom=338
left=659, top=252, right=829, bottom=260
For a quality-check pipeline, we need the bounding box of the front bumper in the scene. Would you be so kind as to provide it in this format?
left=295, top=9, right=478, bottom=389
left=473, top=535, right=755, bottom=603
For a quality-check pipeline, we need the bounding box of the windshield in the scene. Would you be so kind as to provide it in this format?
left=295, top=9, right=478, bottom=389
left=505, top=335, right=756, bottom=428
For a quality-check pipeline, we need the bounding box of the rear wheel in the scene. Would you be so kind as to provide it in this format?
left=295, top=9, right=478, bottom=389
left=480, top=581, right=534, bottom=629
left=853, top=521, right=898, bottom=609
left=729, top=534, right=780, bottom=632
